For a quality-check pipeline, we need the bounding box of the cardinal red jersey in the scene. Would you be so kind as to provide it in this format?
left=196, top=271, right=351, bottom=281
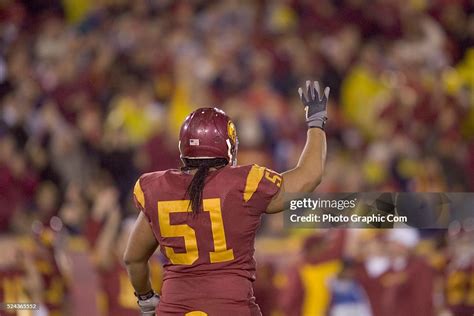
left=133, top=164, right=282, bottom=315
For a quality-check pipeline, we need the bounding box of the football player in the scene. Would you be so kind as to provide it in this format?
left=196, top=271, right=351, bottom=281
left=443, top=219, right=474, bottom=316
left=280, top=231, right=346, bottom=316
left=0, top=236, right=44, bottom=316
left=31, top=221, right=71, bottom=316
left=124, top=81, right=329, bottom=315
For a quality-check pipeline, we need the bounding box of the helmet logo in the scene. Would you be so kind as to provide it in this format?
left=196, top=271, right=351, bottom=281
left=190, top=139, right=200, bottom=146
left=227, top=121, right=237, bottom=143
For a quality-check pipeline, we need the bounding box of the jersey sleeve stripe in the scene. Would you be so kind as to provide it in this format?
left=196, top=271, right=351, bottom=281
left=243, top=165, right=265, bottom=202
left=134, top=180, right=146, bottom=209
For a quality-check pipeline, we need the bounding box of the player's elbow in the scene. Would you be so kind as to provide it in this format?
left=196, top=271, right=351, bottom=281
left=294, top=166, right=323, bottom=193
left=123, top=251, right=133, bottom=266
left=313, top=174, right=323, bottom=188
left=300, top=174, right=322, bottom=193
left=123, top=248, right=144, bottom=266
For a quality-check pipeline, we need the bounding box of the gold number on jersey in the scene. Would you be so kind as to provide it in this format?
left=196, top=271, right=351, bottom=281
left=158, top=198, right=234, bottom=265
left=158, top=200, right=199, bottom=265
left=265, top=170, right=282, bottom=187
left=205, top=198, right=234, bottom=263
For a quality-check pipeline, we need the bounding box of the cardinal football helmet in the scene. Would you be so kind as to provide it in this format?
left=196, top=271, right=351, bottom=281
left=179, top=107, right=238, bottom=166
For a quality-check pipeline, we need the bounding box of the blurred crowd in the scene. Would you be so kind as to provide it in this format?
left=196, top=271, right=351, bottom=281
left=0, top=0, right=473, bottom=315
left=253, top=227, right=474, bottom=316
left=1, top=0, right=474, bottom=232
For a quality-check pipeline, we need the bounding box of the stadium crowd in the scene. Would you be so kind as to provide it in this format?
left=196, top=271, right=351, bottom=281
left=0, top=0, right=473, bottom=315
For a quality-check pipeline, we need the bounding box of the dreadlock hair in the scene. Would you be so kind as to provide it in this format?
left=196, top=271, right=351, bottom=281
left=182, top=158, right=228, bottom=214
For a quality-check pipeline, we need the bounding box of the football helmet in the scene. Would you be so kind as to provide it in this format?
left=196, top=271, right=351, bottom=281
left=179, top=107, right=238, bottom=166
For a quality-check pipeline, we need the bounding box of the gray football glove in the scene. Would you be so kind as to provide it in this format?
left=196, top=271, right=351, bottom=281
left=136, top=291, right=159, bottom=315
left=298, top=80, right=330, bottom=129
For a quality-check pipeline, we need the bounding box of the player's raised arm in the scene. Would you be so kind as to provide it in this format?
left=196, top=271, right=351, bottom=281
left=266, top=80, right=329, bottom=214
